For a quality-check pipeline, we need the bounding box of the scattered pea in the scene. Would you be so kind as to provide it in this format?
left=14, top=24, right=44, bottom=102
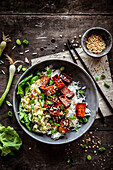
left=16, top=39, right=21, bottom=45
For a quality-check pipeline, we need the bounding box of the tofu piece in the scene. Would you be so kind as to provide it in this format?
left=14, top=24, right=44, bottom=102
left=61, top=86, right=74, bottom=99
left=59, top=95, right=71, bottom=108
left=52, top=74, right=65, bottom=89
left=44, top=85, right=57, bottom=96
left=44, top=97, right=61, bottom=117
left=76, top=103, right=86, bottom=117
left=58, top=119, right=69, bottom=133
left=60, top=73, right=72, bottom=85
left=40, top=76, right=50, bottom=89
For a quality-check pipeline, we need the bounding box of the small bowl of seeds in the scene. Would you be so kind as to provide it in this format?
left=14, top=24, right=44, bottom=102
left=81, top=27, right=112, bottom=58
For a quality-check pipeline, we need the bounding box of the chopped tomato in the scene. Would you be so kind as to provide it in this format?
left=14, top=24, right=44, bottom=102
left=44, top=85, right=57, bottom=96
left=76, top=103, right=86, bottom=117
left=52, top=74, right=65, bottom=89
left=61, top=86, right=74, bottom=99
left=59, top=95, right=71, bottom=108
left=60, top=73, right=72, bottom=85
left=40, top=76, right=50, bottom=89
left=58, top=119, right=69, bottom=133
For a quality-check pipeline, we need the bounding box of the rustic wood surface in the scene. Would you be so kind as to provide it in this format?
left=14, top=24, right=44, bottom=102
left=0, top=1, right=113, bottom=169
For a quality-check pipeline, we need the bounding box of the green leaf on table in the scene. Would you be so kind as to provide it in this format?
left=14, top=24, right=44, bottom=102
left=0, top=124, right=22, bottom=156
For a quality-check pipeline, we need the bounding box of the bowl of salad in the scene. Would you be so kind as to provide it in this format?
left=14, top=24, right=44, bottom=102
left=13, top=59, right=98, bottom=144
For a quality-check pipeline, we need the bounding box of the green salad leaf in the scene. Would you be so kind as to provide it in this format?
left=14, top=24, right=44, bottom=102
left=17, top=74, right=33, bottom=97
left=19, top=103, right=31, bottom=131
left=0, top=124, right=22, bottom=156
left=25, top=82, right=31, bottom=95
left=30, top=76, right=38, bottom=85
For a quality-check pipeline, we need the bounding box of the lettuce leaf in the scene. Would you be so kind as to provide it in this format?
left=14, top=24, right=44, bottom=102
left=17, top=74, right=33, bottom=97
left=0, top=124, right=22, bottom=156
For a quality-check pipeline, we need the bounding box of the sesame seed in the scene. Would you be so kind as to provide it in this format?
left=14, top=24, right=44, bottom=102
left=59, top=35, right=63, bottom=38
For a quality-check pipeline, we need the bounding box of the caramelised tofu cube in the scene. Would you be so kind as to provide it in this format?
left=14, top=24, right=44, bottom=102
left=61, top=86, right=74, bottom=99
left=52, top=74, right=65, bottom=89
left=60, top=73, right=72, bottom=85
left=59, top=95, right=71, bottom=108
left=49, top=102, right=61, bottom=116
left=76, top=103, right=86, bottom=117
left=44, top=97, right=61, bottom=117
left=39, top=76, right=50, bottom=89
left=44, top=85, right=57, bottom=96
left=58, top=119, right=69, bottom=133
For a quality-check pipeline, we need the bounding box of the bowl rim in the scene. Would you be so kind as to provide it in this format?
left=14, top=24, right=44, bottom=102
left=13, top=59, right=99, bottom=145
left=81, top=27, right=112, bottom=58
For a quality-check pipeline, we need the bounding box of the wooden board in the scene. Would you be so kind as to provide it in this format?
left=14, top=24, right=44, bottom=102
left=0, top=14, right=113, bottom=169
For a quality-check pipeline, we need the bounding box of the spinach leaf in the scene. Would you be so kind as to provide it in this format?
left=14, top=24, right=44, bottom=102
left=30, top=76, right=38, bottom=85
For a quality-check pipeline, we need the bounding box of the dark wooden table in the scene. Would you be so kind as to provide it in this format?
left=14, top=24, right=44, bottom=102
left=0, top=1, right=113, bottom=169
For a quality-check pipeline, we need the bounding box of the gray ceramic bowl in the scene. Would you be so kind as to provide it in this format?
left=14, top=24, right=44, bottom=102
left=13, top=59, right=99, bottom=144
left=81, top=27, right=112, bottom=58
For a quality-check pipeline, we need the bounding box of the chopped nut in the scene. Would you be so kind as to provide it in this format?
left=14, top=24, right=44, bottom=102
left=82, top=140, right=85, bottom=142
left=79, top=45, right=82, bottom=48
left=29, top=147, right=32, bottom=150
left=59, top=35, right=63, bottom=38
left=97, top=141, right=101, bottom=145
left=92, top=136, right=95, bottom=138
left=64, top=43, right=66, bottom=46
left=79, top=35, right=82, bottom=38
left=89, top=146, right=91, bottom=148
left=89, top=132, right=93, bottom=134
left=62, top=49, right=64, bottom=52
left=76, top=41, right=79, bottom=43
left=85, top=150, right=87, bottom=152
left=94, top=151, right=96, bottom=153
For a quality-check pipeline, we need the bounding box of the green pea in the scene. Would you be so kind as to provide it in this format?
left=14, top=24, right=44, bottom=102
left=16, top=39, right=21, bottom=45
